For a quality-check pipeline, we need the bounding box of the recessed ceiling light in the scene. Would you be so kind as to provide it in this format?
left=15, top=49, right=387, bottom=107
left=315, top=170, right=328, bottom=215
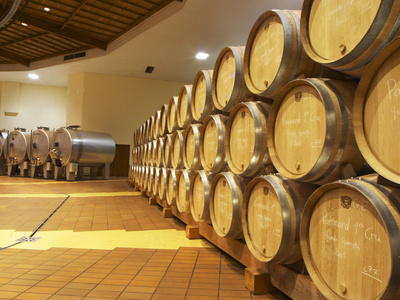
left=28, top=73, right=39, bottom=80
left=196, top=52, right=209, bottom=60
left=44, top=7, right=50, bottom=12
left=21, top=22, right=28, bottom=26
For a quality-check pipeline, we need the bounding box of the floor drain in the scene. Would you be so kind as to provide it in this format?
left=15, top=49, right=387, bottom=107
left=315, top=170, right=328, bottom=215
left=16, top=237, right=40, bottom=243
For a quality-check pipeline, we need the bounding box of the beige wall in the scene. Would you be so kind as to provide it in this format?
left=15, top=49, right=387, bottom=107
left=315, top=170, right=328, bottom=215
left=67, top=73, right=184, bottom=145
left=0, top=82, right=67, bottom=131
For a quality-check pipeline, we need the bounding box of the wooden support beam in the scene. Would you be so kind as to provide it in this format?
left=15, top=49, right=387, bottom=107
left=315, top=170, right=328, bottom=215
left=0, top=49, right=30, bottom=66
left=18, top=14, right=107, bottom=50
left=245, top=268, right=276, bottom=295
left=149, top=197, right=157, bottom=205
left=186, top=225, right=201, bottom=239
left=163, top=208, right=173, bottom=218
left=61, top=0, right=89, bottom=30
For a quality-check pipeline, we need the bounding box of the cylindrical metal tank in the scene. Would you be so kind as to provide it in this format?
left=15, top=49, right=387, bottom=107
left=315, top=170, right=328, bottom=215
left=6, top=128, right=31, bottom=165
left=30, top=127, right=54, bottom=166
left=51, top=126, right=115, bottom=167
left=0, top=130, right=8, bottom=159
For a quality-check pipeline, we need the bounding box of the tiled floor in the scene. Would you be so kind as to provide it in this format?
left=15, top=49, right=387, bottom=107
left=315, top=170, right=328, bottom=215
left=0, top=177, right=288, bottom=299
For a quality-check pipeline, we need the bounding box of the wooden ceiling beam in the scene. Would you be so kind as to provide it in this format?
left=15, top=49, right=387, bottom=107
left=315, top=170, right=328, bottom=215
left=61, top=0, right=88, bottom=30
left=0, top=49, right=30, bottom=66
left=18, top=14, right=107, bottom=50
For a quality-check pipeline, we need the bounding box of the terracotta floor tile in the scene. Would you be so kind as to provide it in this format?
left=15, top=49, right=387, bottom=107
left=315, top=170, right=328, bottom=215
left=0, top=284, right=30, bottom=292
left=62, top=283, right=97, bottom=290
left=185, top=296, right=218, bottom=300
left=128, top=280, right=159, bottom=288
left=117, top=291, right=152, bottom=300
left=186, top=288, right=219, bottom=297
left=157, top=281, right=189, bottom=289
left=56, top=288, right=90, bottom=297
left=0, top=290, right=21, bottom=298
left=7, top=279, right=40, bottom=286
left=92, top=284, right=126, bottom=292
left=48, top=294, right=83, bottom=300
left=14, top=292, right=53, bottom=300
left=189, top=282, right=219, bottom=290
left=123, top=285, right=156, bottom=294
left=219, top=289, right=252, bottom=297
left=35, top=281, right=69, bottom=288
left=155, top=287, right=187, bottom=295
left=86, top=289, right=121, bottom=298
left=26, top=286, right=62, bottom=294
left=151, top=294, right=185, bottom=300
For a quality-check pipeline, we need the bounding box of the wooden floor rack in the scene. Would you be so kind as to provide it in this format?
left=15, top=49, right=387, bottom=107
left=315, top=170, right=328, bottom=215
left=134, top=183, right=325, bottom=299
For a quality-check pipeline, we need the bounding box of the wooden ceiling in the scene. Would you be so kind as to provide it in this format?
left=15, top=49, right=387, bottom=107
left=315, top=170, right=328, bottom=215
left=0, top=0, right=182, bottom=67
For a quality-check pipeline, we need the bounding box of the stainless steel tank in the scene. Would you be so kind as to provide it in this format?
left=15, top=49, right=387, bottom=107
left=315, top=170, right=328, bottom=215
left=30, top=127, right=54, bottom=166
left=51, top=126, right=115, bottom=167
left=6, top=128, right=31, bottom=165
left=0, top=130, right=8, bottom=159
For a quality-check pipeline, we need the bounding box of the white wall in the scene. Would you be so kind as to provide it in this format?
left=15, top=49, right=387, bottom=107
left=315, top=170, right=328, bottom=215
left=0, top=82, right=67, bottom=132
left=67, top=73, right=185, bottom=145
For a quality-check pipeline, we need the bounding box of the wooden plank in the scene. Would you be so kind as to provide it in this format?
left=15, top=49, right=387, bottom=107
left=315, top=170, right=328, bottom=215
left=18, top=14, right=107, bottom=50
left=269, top=264, right=326, bottom=300
left=0, top=49, right=30, bottom=66
left=198, top=222, right=268, bottom=269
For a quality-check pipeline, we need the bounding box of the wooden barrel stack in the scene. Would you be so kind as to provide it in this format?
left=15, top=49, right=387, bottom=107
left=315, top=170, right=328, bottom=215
left=129, top=3, right=400, bottom=299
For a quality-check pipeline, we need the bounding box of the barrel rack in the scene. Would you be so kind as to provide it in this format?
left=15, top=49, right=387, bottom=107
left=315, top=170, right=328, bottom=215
left=132, top=181, right=325, bottom=299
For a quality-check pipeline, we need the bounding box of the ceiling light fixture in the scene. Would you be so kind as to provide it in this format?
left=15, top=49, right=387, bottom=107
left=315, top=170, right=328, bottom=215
left=196, top=52, right=209, bottom=60
left=44, top=7, right=50, bottom=12
left=21, top=22, right=27, bottom=26
left=28, top=73, right=39, bottom=80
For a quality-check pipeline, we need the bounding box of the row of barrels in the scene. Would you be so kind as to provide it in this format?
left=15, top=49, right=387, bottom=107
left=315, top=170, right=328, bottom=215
left=129, top=164, right=400, bottom=300
left=129, top=3, right=400, bottom=300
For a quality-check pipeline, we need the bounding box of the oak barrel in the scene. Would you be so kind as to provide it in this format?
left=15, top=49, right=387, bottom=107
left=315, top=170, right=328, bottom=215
left=150, top=140, right=157, bottom=167
left=162, top=134, right=172, bottom=168
left=167, top=96, right=178, bottom=134
left=212, top=46, right=247, bottom=112
left=171, top=130, right=184, bottom=169
left=242, top=174, right=315, bottom=264
left=209, top=172, right=248, bottom=239
left=301, top=0, right=400, bottom=77
left=190, top=170, right=214, bottom=223
left=148, top=116, right=155, bottom=142
left=267, top=78, right=365, bottom=184
left=300, top=175, right=400, bottom=300
left=166, top=168, right=177, bottom=205
left=158, top=167, right=168, bottom=200
left=183, top=123, right=202, bottom=171
left=159, top=104, right=169, bottom=137
left=155, top=137, right=164, bottom=168
left=225, top=101, right=274, bottom=177
left=244, top=10, right=320, bottom=98
left=176, top=169, right=193, bottom=213
left=151, top=167, right=160, bottom=196
left=191, top=70, right=216, bottom=122
left=353, top=37, right=400, bottom=184
left=200, top=114, right=228, bottom=173
left=177, top=85, right=193, bottom=129
left=153, top=110, right=161, bottom=140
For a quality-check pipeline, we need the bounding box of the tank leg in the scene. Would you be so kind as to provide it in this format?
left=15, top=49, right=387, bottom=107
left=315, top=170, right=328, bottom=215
left=43, top=162, right=53, bottom=179
left=90, top=167, right=98, bottom=179
left=31, top=165, right=38, bottom=178
left=102, top=163, right=110, bottom=180
left=0, top=159, right=5, bottom=176
left=67, top=163, right=77, bottom=181
left=77, top=166, right=84, bottom=179
left=7, top=165, right=17, bottom=176
left=54, top=166, right=63, bottom=180
left=21, top=161, right=29, bottom=177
